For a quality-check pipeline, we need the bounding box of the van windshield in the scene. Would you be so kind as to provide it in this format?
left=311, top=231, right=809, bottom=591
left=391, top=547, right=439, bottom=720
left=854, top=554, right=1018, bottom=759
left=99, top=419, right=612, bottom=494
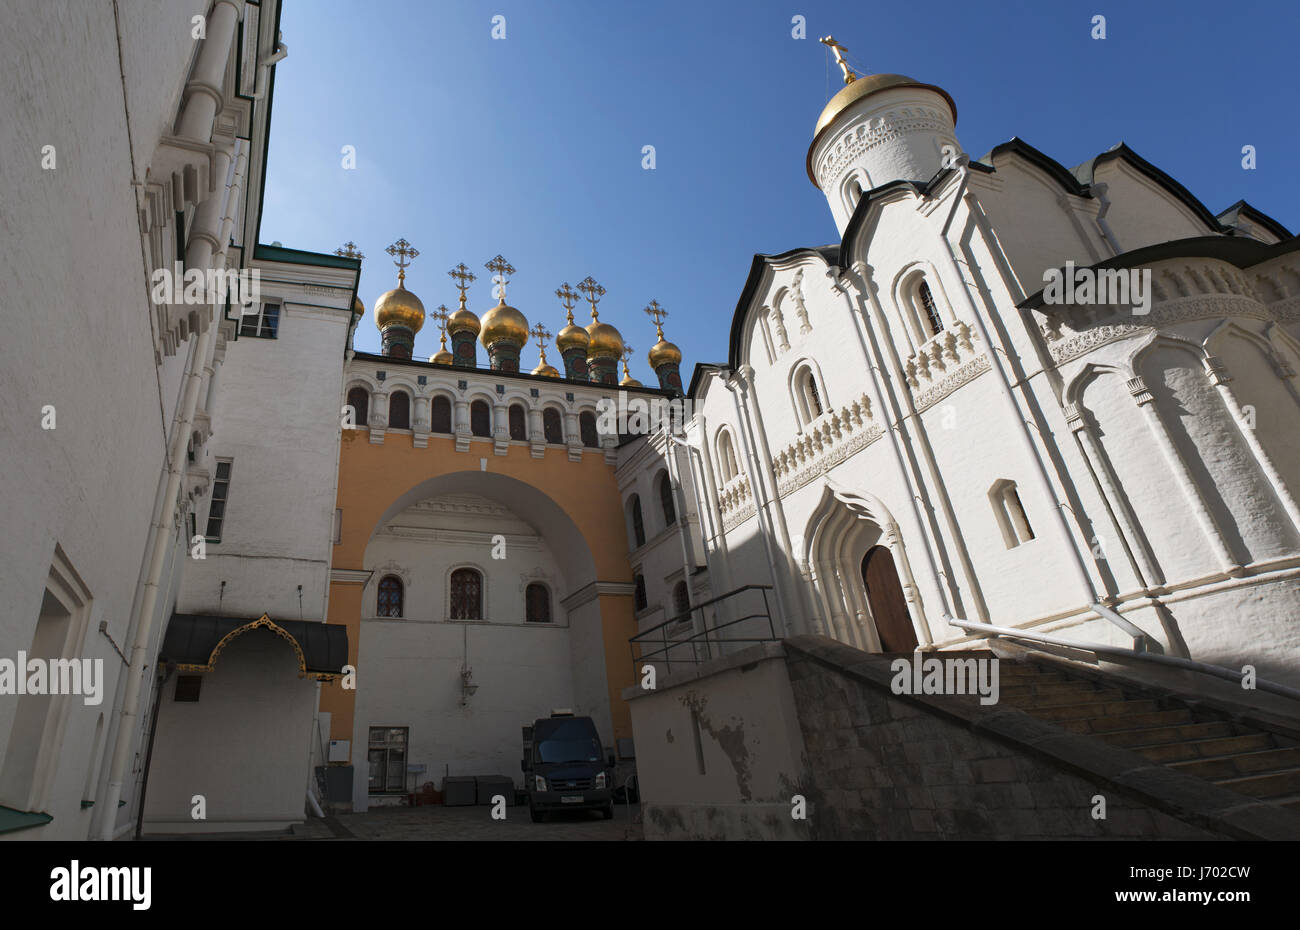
left=533, top=720, right=601, bottom=764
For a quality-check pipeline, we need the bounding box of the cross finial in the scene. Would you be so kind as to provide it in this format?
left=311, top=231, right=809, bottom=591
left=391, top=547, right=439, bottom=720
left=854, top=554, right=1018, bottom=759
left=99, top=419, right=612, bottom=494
left=530, top=322, right=553, bottom=359
left=485, top=254, right=516, bottom=301
left=431, top=304, right=451, bottom=348
left=820, top=35, right=858, bottom=85
left=622, top=343, right=635, bottom=379
left=555, top=282, right=581, bottom=323
left=577, top=276, right=606, bottom=320
left=335, top=241, right=364, bottom=260
left=644, top=299, right=668, bottom=338
left=448, top=263, right=476, bottom=310
left=385, top=238, right=419, bottom=286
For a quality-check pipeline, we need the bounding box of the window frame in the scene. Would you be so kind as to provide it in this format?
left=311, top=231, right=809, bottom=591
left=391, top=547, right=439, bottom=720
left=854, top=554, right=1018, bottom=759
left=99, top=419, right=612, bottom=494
left=525, top=582, right=551, bottom=623
left=377, top=574, right=404, bottom=618
left=367, top=726, right=409, bottom=794
left=388, top=390, right=411, bottom=430
left=346, top=386, right=369, bottom=427
left=657, top=471, right=676, bottom=526
left=449, top=566, right=484, bottom=620
left=542, top=407, right=564, bottom=445
left=238, top=300, right=281, bottom=339
left=205, top=459, right=233, bottom=543
left=628, top=495, right=646, bottom=549
left=469, top=400, right=492, bottom=438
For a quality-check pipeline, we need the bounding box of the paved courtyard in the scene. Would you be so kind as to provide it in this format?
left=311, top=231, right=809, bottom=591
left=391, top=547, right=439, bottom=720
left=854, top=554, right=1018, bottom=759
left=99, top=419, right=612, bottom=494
left=149, top=803, right=642, bottom=841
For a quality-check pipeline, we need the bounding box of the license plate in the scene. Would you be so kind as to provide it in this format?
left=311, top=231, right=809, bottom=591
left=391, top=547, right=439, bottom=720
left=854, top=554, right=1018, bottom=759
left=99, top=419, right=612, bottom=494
left=561, top=795, right=583, bottom=804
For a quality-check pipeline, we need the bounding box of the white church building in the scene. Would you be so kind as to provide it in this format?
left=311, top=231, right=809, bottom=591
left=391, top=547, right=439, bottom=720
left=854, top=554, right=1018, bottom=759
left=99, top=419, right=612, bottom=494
left=2, top=3, right=1297, bottom=840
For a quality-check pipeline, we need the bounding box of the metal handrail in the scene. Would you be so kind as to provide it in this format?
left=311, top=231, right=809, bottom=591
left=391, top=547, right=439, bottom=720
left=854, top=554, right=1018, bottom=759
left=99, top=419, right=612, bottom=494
left=629, top=584, right=776, bottom=673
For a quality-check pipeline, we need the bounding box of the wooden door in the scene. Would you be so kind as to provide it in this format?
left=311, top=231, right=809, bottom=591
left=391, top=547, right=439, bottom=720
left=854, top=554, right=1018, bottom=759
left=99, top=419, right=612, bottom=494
left=861, top=545, right=917, bottom=652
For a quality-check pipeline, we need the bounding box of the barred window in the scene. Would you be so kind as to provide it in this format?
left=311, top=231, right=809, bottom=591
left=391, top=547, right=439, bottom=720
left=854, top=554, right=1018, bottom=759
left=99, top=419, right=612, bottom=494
left=388, top=391, right=411, bottom=430
left=377, top=575, right=403, bottom=618
left=431, top=396, right=452, bottom=433
left=543, top=407, right=564, bottom=444
left=509, top=404, right=527, bottom=441
left=525, top=582, right=551, bottom=622
left=470, top=400, right=491, bottom=437
left=450, top=568, right=483, bottom=620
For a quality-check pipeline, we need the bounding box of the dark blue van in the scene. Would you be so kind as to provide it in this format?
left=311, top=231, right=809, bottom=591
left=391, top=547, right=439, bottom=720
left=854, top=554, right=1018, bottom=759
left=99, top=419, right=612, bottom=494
left=522, top=712, right=614, bottom=822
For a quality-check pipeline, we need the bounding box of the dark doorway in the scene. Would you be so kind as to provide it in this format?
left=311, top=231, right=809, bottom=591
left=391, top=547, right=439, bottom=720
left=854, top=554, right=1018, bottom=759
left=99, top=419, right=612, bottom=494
left=861, top=545, right=917, bottom=652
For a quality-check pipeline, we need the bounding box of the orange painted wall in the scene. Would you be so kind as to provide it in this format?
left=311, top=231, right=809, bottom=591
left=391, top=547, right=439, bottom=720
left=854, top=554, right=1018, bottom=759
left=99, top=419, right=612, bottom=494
left=322, top=429, right=639, bottom=750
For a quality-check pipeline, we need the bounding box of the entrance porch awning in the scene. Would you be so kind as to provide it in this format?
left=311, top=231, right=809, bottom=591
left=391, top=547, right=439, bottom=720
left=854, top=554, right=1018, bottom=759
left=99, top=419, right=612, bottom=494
left=161, top=613, right=349, bottom=681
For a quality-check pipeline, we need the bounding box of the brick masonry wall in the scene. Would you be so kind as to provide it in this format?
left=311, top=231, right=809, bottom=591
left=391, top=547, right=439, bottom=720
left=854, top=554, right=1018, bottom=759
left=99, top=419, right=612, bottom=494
left=785, top=651, right=1222, bottom=840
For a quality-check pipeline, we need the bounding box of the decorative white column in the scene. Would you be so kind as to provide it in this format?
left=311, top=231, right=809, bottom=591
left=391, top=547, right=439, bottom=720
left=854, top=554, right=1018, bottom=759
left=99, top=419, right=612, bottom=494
left=454, top=398, right=470, bottom=452
left=492, top=400, right=509, bottom=455
left=528, top=407, right=544, bottom=459
left=176, top=0, right=244, bottom=142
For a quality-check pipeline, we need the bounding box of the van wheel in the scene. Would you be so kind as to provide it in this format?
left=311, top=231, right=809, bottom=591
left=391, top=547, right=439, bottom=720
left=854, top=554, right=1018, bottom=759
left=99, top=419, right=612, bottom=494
left=602, top=802, right=614, bottom=820
left=530, top=804, right=544, bottom=823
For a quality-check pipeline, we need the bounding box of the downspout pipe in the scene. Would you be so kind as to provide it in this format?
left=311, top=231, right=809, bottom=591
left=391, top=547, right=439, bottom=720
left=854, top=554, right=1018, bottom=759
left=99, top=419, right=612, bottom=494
left=933, top=156, right=1142, bottom=647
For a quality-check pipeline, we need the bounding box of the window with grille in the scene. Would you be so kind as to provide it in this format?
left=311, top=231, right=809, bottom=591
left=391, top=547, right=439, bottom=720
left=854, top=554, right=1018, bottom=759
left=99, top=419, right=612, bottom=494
left=579, top=411, right=599, bottom=448
left=509, top=404, right=527, bottom=441
left=658, top=472, right=676, bottom=526
left=377, top=575, right=403, bottom=617
left=918, top=280, right=944, bottom=337
left=470, top=400, right=491, bottom=437
left=388, top=391, right=411, bottom=430
left=367, top=726, right=408, bottom=794
left=543, top=407, right=564, bottom=444
left=238, top=302, right=280, bottom=338
left=205, top=460, right=232, bottom=542
left=795, top=367, right=825, bottom=424
left=431, top=396, right=452, bottom=433
left=672, top=581, right=690, bottom=620
left=525, top=582, right=551, bottom=622
left=450, top=568, right=482, bottom=620
left=629, top=495, right=645, bottom=548
left=347, top=387, right=369, bottom=427
left=634, top=575, right=647, bottom=611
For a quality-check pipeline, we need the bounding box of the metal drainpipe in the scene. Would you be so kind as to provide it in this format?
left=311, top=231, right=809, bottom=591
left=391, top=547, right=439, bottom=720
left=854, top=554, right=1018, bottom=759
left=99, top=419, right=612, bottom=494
left=934, top=157, right=1146, bottom=648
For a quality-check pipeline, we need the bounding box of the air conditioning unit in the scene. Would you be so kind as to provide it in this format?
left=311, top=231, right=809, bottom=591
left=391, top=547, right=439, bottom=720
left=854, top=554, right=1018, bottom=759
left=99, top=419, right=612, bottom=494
left=328, top=739, right=350, bottom=762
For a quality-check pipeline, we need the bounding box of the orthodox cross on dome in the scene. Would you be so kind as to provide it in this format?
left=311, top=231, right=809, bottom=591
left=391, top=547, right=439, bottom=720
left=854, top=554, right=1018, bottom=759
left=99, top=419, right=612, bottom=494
left=432, top=304, right=451, bottom=348
left=448, top=262, right=476, bottom=309
left=385, top=238, right=419, bottom=286
left=820, top=35, right=858, bottom=85
left=485, top=254, right=515, bottom=301
left=621, top=343, right=635, bottom=378
left=555, top=282, right=581, bottom=323
left=644, top=299, right=668, bottom=338
left=334, top=241, right=364, bottom=260
left=531, top=322, right=553, bottom=364
left=577, top=276, right=606, bottom=320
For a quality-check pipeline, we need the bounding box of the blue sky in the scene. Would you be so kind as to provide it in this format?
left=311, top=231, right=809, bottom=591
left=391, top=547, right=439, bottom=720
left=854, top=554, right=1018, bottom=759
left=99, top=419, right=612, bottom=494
left=259, top=0, right=1299, bottom=379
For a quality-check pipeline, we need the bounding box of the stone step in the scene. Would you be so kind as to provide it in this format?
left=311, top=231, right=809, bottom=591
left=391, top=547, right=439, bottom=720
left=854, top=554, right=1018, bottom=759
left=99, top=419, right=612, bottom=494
left=1133, top=732, right=1276, bottom=764
left=1059, top=708, right=1195, bottom=735
left=1275, top=794, right=1300, bottom=811
left=1169, top=747, right=1300, bottom=780
left=1211, top=768, right=1300, bottom=800
left=999, top=681, right=1117, bottom=702
left=1031, top=698, right=1162, bottom=721
left=1097, top=720, right=1235, bottom=748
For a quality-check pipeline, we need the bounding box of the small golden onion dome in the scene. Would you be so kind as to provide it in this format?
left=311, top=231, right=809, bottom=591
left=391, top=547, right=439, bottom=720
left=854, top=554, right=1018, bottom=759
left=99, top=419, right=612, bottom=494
left=620, top=372, right=642, bottom=387
left=374, top=285, right=425, bottom=333
left=431, top=347, right=454, bottom=365
left=807, top=73, right=957, bottom=187
left=586, top=319, right=624, bottom=359
left=479, top=299, right=529, bottom=348
left=556, top=320, right=591, bottom=353
left=532, top=361, right=560, bottom=377
left=447, top=306, right=481, bottom=336
left=353, top=296, right=365, bottom=317
left=648, top=338, right=682, bottom=369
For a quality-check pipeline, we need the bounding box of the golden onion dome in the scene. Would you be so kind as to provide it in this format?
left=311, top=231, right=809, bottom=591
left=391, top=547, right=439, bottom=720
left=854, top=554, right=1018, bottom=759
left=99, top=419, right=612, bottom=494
left=374, top=285, right=425, bottom=333
left=447, top=305, right=481, bottom=336
left=532, top=361, right=560, bottom=377
left=431, top=346, right=454, bottom=365
left=648, top=337, right=682, bottom=369
left=586, top=319, right=624, bottom=359
left=353, top=296, right=365, bottom=317
left=479, top=299, right=529, bottom=347
left=556, top=320, right=591, bottom=353
left=620, top=372, right=642, bottom=387
left=807, top=73, right=957, bottom=187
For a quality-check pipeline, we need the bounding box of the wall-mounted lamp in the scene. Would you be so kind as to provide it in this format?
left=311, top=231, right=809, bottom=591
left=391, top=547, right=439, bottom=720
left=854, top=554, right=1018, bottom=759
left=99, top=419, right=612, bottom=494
left=459, top=665, right=479, bottom=706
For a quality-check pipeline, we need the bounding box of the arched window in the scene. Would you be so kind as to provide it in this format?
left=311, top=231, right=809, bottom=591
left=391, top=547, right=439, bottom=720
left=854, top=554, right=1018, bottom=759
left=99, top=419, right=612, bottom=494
left=794, top=366, right=825, bottom=425
left=347, top=387, right=369, bottom=427
left=508, top=403, right=527, bottom=441
left=658, top=471, right=676, bottom=526
left=917, top=280, right=944, bottom=337
left=450, top=568, right=482, bottom=620
left=628, top=495, right=645, bottom=548
left=377, top=575, right=403, bottom=618
left=847, top=176, right=864, bottom=210
left=525, top=582, right=551, bottom=622
left=633, top=574, right=647, bottom=612
left=470, top=400, right=491, bottom=437
left=579, top=410, right=599, bottom=448
left=388, top=391, right=411, bottom=430
left=672, top=581, right=690, bottom=619
left=990, top=479, right=1035, bottom=549
left=716, top=429, right=740, bottom=482
left=431, top=395, right=452, bottom=433
left=543, top=407, right=564, bottom=444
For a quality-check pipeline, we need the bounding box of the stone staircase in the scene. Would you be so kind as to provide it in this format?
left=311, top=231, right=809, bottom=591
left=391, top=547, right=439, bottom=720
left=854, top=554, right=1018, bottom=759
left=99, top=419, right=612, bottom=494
left=988, top=651, right=1300, bottom=812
